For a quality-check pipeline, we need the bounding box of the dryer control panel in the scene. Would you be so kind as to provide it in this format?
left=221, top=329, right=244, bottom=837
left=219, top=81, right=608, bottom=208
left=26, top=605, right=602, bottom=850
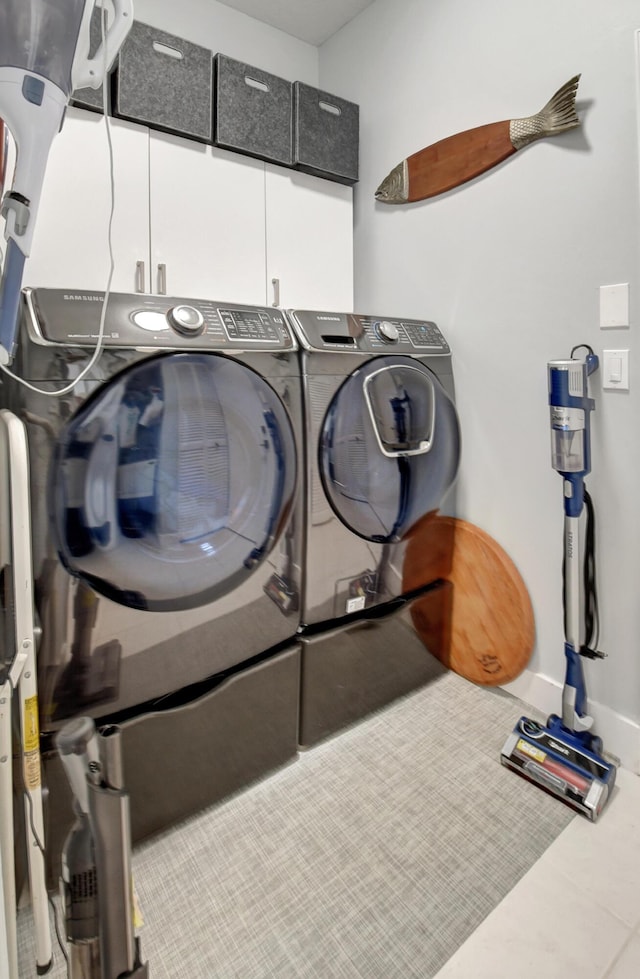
left=23, top=289, right=296, bottom=350
left=287, top=310, right=450, bottom=354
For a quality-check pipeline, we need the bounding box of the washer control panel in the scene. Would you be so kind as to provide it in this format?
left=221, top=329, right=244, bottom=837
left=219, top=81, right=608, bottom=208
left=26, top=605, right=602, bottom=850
left=25, top=289, right=295, bottom=350
left=288, top=310, right=450, bottom=354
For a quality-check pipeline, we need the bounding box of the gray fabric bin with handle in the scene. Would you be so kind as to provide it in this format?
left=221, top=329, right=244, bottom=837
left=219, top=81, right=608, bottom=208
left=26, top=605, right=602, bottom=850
left=293, top=82, right=359, bottom=185
left=214, top=54, right=293, bottom=166
left=113, top=20, right=213, bottom=143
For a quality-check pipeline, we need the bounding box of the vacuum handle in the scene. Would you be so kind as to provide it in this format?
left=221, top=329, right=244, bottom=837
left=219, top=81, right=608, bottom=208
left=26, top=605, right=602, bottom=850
left=88, top=779, right=136, bottom=979
left=0, top=240, right=26, bottom=365
left=72, top=0, right=134, bottom=91
left=0, top=120, right=7, bottom=199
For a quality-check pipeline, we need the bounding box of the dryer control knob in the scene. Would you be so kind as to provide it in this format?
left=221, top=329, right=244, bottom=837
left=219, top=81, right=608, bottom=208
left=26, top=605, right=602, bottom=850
left=375, top=320, right=399, bottom=343
left=168, top=304, right=205, bottom=336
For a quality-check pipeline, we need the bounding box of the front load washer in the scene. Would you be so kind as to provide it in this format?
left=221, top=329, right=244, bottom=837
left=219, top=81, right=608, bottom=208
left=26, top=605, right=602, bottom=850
left=2, top=288, right=303, bottom=879
left=286, top=309, right=461, bottom=746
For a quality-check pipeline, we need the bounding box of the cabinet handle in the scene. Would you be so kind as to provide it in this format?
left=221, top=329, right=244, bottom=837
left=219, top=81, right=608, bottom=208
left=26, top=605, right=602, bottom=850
left=157, top=263, right=167, bottom=296
left=135, top=260, right=146, bottom=293
left=271, top=277, right=280, bottom=307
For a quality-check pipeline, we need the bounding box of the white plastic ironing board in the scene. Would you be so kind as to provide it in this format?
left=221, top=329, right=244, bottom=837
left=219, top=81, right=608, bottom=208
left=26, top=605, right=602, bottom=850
left=0, top=409, right=51, bottom=977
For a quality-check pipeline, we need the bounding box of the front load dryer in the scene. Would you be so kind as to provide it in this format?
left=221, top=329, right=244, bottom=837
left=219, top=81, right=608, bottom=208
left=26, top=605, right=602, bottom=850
left=287, top=309, right=461, bottom=746
left=1, top=289, right=304, bottom=880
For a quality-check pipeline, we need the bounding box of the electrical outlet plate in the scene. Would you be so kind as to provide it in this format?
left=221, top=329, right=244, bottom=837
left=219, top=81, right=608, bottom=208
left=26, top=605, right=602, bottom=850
left=600, top=283, right=629, bottom=328
left=602, top=349, right=629, bottom=390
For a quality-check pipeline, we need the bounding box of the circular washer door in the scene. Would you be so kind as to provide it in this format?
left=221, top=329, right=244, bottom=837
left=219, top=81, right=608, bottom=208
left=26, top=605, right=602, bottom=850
left=320, top=356, right=460, bottom=541
left=53, top=352, right=297, bottom=611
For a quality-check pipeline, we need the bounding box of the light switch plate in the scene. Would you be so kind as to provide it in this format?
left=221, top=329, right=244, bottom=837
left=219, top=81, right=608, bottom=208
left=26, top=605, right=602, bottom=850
left=602, top=348, right=629, bottom=390
left=600, top=283, right=629, bottom=328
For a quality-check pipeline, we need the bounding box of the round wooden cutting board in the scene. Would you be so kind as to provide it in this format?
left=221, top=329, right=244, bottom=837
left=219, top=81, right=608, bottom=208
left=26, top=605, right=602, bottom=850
left=402, top=514, right=535, bottom=686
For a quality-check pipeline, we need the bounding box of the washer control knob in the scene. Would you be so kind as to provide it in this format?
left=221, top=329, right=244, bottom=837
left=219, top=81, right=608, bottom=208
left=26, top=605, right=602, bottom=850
left=375, top=319, right=399, bottom=343
left=168, top=304, right=204, bottom=336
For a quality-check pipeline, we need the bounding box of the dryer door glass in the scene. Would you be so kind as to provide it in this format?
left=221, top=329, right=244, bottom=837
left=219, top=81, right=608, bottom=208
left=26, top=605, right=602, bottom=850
left=320, top=357, right=460, bottom=541
left=53, top=353, right=297, bottom=611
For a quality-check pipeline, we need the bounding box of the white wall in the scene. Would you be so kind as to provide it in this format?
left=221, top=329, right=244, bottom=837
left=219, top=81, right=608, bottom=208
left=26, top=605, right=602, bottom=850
left=320, top=0, right=640, bottom=764
left=135, top=0, right=319, bottom=83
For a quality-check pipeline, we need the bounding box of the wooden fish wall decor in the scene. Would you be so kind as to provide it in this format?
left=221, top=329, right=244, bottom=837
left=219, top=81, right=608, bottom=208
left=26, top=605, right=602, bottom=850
left=375, top=75, right=581, bottom=204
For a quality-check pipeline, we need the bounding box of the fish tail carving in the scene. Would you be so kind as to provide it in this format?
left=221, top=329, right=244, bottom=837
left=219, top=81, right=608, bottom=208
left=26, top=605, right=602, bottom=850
left=509, top=74, right=581, bottom=149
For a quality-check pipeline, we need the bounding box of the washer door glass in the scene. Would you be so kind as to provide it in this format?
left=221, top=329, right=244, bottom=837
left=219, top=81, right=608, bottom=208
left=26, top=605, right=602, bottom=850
left=53, top=353, right=297, bottom=611
left=320, top=357, right=460, bottom=541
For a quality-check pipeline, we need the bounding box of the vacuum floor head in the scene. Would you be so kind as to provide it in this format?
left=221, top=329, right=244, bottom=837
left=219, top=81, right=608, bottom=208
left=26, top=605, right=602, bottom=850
left=501, top=716, right=618, bottom=821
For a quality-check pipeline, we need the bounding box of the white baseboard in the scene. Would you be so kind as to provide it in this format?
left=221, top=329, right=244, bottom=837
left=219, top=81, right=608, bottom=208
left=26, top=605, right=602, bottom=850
left=502, top=669, right=640, bottom=774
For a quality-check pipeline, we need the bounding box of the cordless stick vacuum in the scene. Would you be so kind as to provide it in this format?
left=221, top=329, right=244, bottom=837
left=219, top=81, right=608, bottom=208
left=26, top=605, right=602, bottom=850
left=56, top=717, right=149, bottom=978
left=0, top=0, right=133, bottom=365
left=501, top=346, right=618, bottom=821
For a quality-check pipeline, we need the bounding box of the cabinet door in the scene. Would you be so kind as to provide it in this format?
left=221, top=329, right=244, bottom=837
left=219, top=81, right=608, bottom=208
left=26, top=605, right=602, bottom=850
left=148, top=133, right=267, bottom=304
left=22, top=107, right=150, bottom=293
left=265, top=165, right=354, bottom=311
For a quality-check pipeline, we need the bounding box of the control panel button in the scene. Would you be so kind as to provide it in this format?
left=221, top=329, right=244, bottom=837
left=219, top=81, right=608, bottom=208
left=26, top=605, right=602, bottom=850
left=403, top=321, right=448, bottom=350
left=375, top=320, right=400, bottom=343
left=168, top=304, right=205, bottom=336
left=132, top=309, right=169, bottom=332
left=219, top=308, right=280, bottom=342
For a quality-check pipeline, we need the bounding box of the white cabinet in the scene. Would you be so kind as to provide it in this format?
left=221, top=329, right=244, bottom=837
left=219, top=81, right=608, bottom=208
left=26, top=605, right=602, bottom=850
left=148, top=133, right=266, bottom=304
left=265, top=165, right=353, bottom=311
left=23, top=109, right=150, bottom=293
left=18, top=108, right=354, bottom=309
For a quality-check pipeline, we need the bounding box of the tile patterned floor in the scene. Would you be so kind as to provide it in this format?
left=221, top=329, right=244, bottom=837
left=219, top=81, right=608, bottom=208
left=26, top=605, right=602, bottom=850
left=433, top=766, right=640, bottom=979
left=12, top=670, right=640, bottom=978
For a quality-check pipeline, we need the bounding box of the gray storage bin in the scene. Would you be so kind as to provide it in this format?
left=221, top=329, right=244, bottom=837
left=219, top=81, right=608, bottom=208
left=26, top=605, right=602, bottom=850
left=214, top=54, right=293, bottom=166
left=113, top=20, right=213, bottom=143
left=70, top=6, right=107, bottom=113
left=293, top=82, right=359, bottom=185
